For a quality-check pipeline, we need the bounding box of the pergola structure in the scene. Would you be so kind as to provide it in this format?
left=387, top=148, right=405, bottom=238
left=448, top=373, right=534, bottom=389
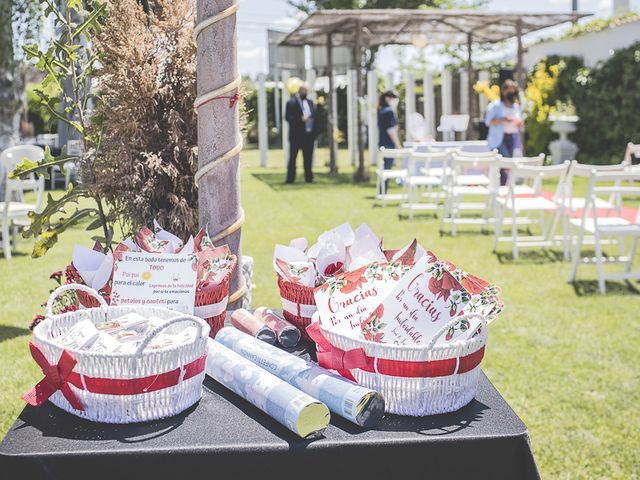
left=280, top=9, right=590, bottom=181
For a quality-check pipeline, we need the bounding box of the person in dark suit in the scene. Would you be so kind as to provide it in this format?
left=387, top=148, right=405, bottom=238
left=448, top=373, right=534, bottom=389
left=285, top=85, right=316, bottom=184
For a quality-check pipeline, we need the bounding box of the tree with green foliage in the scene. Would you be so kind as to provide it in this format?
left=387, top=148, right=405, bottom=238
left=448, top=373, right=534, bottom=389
left=523, top=44, right=640, bottom=163
left=10, top=0, right=113, bottom=257
left=0, top=0, right=42, bottom=149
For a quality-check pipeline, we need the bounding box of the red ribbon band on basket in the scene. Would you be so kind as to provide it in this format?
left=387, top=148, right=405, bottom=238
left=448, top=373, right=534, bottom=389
left=22, top=342, right=84, bottom=410
left=306, top=322, right=485, bottom=380
left=22, top=342, right=207, bottom=410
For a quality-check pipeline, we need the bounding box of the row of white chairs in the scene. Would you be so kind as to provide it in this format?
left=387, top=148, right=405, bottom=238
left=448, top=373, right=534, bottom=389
left=377, top=147, right=640, bottom=294
left=0, top=145, right=46, bottom=260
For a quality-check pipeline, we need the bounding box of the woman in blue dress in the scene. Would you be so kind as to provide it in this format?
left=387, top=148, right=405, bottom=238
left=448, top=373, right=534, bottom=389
left=485, top=80, right=524, bottom=185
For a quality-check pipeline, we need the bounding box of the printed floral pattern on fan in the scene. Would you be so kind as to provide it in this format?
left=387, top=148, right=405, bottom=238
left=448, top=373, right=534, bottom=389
left=194, top=227, right=215, bottom=252
left=425, top=259, right=470, bottom=317
left=198, top=248, right=234, bottom=289
left=445, top=317, right=470, bottom=341
left=320, top=261, right=406, bottom=296
left=444, top=261, right=503, bottom=324
left=135, top=227, right=172, bottom=253
left=362, top=304, right=386, bottom=342
left=110, top=291, right=121, bottom=306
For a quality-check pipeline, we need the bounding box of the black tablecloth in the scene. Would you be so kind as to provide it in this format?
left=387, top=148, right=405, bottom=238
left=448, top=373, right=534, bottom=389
left=0, top=369, right=538, bottom=480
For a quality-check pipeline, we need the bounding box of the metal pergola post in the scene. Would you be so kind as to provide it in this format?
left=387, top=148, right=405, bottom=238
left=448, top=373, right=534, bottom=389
left=281, top=70, right=290, bottom=168
left=367, top=70, right=378, bottom=166
left=354, top=19, right=367, bottom=182
left=516, top=18, right=524, bottom=87
left=257, top=73, right=268, bottom=168
left=466, top=32, right=474, bottom=139
left=274, top=68, right=280, bottom=130
left=326, top=33, right=337, bottom=174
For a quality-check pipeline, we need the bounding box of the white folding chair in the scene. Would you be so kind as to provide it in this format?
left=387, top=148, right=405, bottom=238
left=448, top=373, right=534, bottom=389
left=623, top=142, right=640, bottom=166
left=437, top=114, right=469, bottom=141
left=563, top=161, right=625, bottom=214
left=440, top=152, right=499, bottom=235
left=563, top=161, right=627, bottom=257
left=0, top=145, right=45, bottom=259
left=568, top=170, right=640, bottom=294
left=36, top=134, right=61, bottom=188
left=418, top=146, right=456, bottom=178
left=377, top=147, right=410, bottom=207
left=455, top=149, right=499, bottom=158
left=407, top=112, right=428, bottom=142
left=496, top=154, right=546, bottom=197
left=400, top=150, right=448, bottom=219
left=489, top=155, right=547, bottom=232
left=493, top=162, right=570, bottom=259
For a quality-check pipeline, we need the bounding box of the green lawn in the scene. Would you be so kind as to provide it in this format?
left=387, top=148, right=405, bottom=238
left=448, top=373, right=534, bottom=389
left=1, top=147, right=639, bottom=478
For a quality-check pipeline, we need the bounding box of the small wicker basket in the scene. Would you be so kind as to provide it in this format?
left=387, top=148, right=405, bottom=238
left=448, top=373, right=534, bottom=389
left=28, top=284, right=210, bottom=424
left=309, top=311, right=488, bottom=416
left=277, top=275, right=318, bottom=341
left=195, top=255, right=237, bottom=338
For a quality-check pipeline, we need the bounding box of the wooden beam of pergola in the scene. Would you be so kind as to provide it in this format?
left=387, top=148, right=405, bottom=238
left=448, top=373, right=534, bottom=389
left=281, top=9, right=591, bottom=181
left=280, top=9, right=590, bottom=47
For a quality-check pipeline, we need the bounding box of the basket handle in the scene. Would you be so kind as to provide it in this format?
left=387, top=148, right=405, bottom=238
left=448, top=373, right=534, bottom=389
left=425, top=313, right=487, bottom=350
left=46, top=284, right=108, bottom=317
left=134, top=315, right=207, bottom=356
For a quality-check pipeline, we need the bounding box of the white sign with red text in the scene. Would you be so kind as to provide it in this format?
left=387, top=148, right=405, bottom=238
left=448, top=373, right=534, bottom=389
left=111, top=251, right=198, bottom=314
left=360, top=255, right=471, bottom=345
left=313, top=261, right=406, bottom=336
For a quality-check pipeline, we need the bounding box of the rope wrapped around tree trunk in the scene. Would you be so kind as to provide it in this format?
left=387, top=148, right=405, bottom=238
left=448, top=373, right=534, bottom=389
left=195, top=0, right=245, bottom=306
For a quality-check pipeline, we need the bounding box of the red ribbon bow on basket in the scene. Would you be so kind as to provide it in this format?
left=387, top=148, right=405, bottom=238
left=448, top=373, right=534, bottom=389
left=22, top=342, right=84, bottom=411
left=306, top=322, right=370, bottom=381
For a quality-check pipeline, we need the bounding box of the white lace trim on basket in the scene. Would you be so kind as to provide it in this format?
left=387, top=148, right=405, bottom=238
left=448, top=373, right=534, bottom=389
left=194, top=297, right=229, bottom=319
left=281, top=297, right=318, bottom=318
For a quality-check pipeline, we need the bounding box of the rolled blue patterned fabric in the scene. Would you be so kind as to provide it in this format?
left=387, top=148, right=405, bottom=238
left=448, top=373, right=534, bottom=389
left=206, top=339, right=329, bottom=438
left=216, top=327, right=385, bottom=427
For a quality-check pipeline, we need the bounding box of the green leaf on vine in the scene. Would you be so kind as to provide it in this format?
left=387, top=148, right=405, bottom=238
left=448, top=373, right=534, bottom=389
left=10, top=146, right=79, bottom=180
left=73, top=2, right=107, bottom=40
left=31, top=208, right=97, bottom=257
left=32, top=230, right=59, bottom=258
left=22, top=184, right=81, bottom=238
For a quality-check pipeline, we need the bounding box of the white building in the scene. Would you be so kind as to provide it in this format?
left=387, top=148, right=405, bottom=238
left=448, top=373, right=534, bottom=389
left=524, top=14, right=640, bottom=69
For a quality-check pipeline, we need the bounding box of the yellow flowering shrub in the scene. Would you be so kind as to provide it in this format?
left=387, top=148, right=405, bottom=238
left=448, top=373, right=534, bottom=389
left=524, top=61, right=562, bottom=155
left=473, top=80, right=500, bottom=102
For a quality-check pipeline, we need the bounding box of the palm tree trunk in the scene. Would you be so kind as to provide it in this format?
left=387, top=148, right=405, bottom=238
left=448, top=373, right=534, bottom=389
left=195, top=0, right=244, bottom=308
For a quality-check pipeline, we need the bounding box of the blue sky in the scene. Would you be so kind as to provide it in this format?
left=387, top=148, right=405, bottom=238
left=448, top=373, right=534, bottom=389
left=237, top=0, right=640, bottom=77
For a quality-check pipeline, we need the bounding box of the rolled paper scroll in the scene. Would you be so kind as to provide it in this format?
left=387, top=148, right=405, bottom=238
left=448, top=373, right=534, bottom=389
left=216, top=327, right=386, bottom=428
left=206, top=339, right=330, bottom=438
left=230, top=308, right=276, bottom=344
left=255, top=307, right=301, bottom=348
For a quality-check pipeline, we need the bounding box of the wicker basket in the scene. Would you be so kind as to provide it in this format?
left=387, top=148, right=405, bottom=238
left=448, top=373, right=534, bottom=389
left=308, top=311, right=488, bottom=416
left=195, top=255, right=237, bottom=338
left=277, top=275, right=318, bottom=341
left=27, top=284, right=210, bottom=424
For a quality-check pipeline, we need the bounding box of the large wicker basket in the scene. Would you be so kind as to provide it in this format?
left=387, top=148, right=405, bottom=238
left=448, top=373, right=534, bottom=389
left=277, top=275, right=318, bottom=341
left=27, top=284, right=210, bottom=424
left=307, top=311, right=488, bottom=416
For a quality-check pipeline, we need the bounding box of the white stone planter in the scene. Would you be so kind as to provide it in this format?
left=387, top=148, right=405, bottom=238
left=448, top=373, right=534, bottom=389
left=549, top=114, right=579, bottom=164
